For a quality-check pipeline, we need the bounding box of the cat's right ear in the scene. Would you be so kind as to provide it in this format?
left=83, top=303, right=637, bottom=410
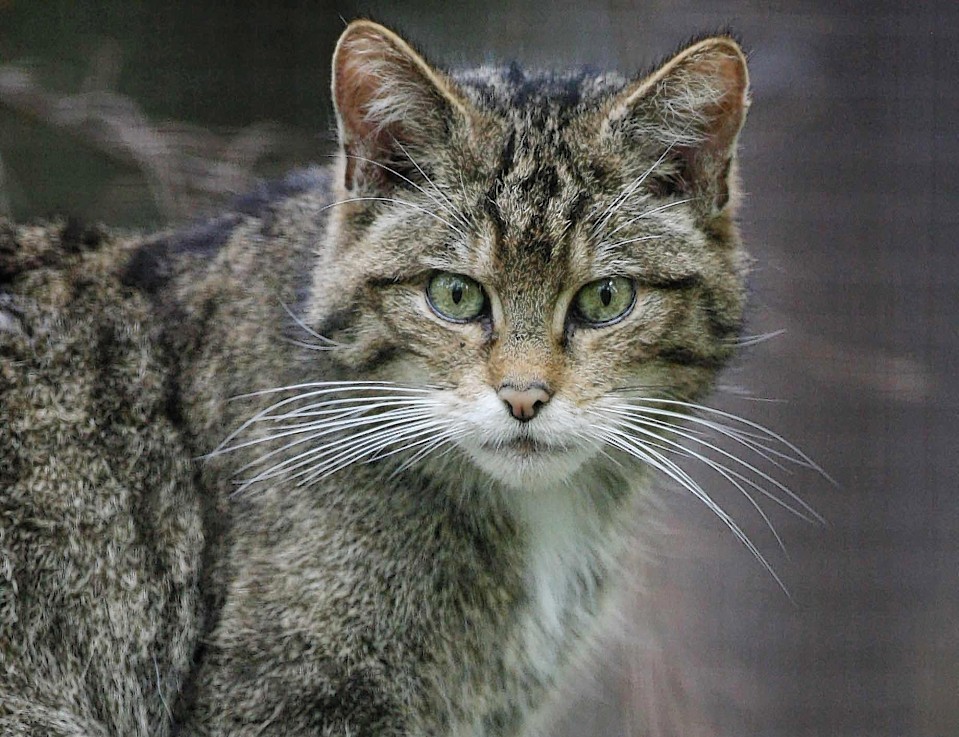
left=332, top=21, right=472, bottom=192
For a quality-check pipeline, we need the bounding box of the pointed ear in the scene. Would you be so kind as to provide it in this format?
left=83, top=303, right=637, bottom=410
left=331, top=20, right=471, bottom=192
left=609, top=37, right=749, bottom=216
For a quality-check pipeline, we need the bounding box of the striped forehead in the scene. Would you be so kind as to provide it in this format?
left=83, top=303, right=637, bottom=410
left=453, top=66, right=629, bottom=282
left=481, top=123, right=592, bottom=277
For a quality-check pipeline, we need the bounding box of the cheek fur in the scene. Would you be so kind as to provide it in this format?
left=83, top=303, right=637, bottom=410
left=560, top=298, right=664, bottom=398
left=373, top=286, right=492, bottom=386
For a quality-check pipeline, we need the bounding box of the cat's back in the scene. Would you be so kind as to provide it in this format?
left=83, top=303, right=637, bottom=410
left=0, top=219, right=203, bottom=735
left=0, top=166, right=334, bottom=734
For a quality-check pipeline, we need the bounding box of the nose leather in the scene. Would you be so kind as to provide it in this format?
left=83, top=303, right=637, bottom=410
left=498, top=384, right=551, bottom=422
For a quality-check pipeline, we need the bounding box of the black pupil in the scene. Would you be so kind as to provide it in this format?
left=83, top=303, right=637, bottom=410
left=451, top=283, right=463, bottom=304
left=600, top=281, right=612, bottom=306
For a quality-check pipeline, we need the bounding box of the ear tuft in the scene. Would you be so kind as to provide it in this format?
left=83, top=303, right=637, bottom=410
left=332, top=21, right=469, bottom=192
left=612, top=37, right=750, bottom=215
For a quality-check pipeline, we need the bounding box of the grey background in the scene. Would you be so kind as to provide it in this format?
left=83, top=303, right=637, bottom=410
left=2, top=1, right=956, bottom=735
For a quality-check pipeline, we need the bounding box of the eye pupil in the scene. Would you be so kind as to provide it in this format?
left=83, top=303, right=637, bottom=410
left=600, top=282, right=612, bottom=306
left=451, top=284, right=463, bottom=304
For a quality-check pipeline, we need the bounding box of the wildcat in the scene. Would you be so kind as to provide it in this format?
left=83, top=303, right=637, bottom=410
left=0, top=19, right=792, bottom=736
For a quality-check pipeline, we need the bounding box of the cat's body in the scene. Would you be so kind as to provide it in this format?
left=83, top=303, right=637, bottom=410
left=1, top=22, right=755, bottom=736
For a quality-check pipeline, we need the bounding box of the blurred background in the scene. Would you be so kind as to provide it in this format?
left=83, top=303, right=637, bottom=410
left=2, top=1, right=955, bottom=735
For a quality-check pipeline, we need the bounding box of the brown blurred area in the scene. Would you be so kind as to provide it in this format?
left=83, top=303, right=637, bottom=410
left=2, top=1, right=956, bottom=735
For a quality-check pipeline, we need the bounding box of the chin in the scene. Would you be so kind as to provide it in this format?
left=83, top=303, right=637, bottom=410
left=463, top=440, right=596, bottom=491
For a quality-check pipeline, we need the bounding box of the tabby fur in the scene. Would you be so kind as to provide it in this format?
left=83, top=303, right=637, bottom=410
left=0, top=21, right=754, bottom=736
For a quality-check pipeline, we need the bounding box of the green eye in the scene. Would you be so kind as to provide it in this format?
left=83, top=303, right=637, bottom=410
left=573, top=276, right=636, bottom=325
left=426, top=272, right=487, bottom=322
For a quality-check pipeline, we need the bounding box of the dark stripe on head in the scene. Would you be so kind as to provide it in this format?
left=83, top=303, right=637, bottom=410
left=482, top=131, right=517, bottom=241
left=484, top=197, right=505, bottom=242
left=491, top=131, right=517, bottom=191
left=525, top=235, right=554, bottom=264
left=566, top=191, right=592, bottom=227
left=517, top=165, right=559, bottom=199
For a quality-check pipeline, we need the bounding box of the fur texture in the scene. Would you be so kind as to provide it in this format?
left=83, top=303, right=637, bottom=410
left=0, top=21, right=760, bottom=736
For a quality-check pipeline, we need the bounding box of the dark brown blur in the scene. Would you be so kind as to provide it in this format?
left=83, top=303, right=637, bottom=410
left=2, top=2, right=955, bottom=735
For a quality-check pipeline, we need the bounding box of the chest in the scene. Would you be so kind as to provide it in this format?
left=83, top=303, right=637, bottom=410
left=509, top=486, right=625, bottom=687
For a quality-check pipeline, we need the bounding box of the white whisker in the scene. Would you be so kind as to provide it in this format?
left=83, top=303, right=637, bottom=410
left=652, top=436, right=791, bottom=554
left=389, top=430, right=462, bottom=478
left=604, top=198, right=693, bottom=240
left=595, top=411, right=807, bottom=550
left=596, top=425, right=790, bottom=597
left=604, top=402, right=823, bottom=523
left=208, top=378, right=459, bottom=498
left=732, top=329, right=786, bottom=348
left=296, top=420, right=453, bottom=485
left=259, top=397, right=438, bottom=424
left=615, top=395, right=834, bottom=484
left=591, top=144, right=677, bottom=237
left=228, top=381, right=437, bottom=404
left=617, top=414, right=814, bottom=522
left=597, top=234, right=665, bottom=254
left=214, top=382, right=438, bottom=452
left=394, top=142, right=473, bottom=230
left=599, top=420, right=789, bottom=552
left=281, top=301, right=339, bottom=346
left=239, top=412, right=439, bottom=486
left=605, top=403, right=792, bottom=473
left=344, top=150, right=471, bottom=231
left=223, top=405, right=431, bottom=469
left=286, top=339, right=336, bottom=352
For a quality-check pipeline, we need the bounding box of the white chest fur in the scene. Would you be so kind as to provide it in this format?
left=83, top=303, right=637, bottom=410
left=509, top=481, right=625, bottom=687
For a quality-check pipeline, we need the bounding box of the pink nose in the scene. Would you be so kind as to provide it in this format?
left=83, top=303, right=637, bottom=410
left=498, top=384, right=551, bottom=422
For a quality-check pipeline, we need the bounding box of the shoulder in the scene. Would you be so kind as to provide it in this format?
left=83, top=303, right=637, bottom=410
left=121, top=166, right=333, bottom=296
left=0, top=216, right=162, bottom=405
left=0, top=217, right=145, bottom=340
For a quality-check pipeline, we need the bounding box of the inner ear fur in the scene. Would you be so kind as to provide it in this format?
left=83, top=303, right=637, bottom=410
left=609, top=37, right=750, bottom=215
left=331, top=20, right=472, bottom=192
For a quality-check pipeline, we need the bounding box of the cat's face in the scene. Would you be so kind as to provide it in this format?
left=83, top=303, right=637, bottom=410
left=306, top=22, right=749, bottom=490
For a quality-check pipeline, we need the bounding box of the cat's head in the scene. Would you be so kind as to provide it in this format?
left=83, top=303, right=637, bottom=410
left=306, top=21, right=750, bottom=491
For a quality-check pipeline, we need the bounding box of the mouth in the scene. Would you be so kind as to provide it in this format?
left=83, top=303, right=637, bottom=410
left=482, top=437, right=560, bottom=456
left=465, top=432, right=594, bottom=489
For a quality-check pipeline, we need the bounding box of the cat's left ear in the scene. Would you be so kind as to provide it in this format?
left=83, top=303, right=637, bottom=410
left=607, top=37, right=750, bottom=216
left=332, top=20, right=474, bottom=193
